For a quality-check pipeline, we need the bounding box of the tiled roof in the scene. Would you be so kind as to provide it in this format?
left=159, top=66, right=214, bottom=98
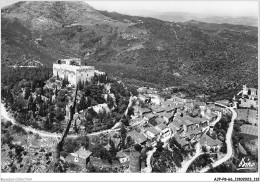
left=169, top=119, right=183, bottom=129
left=200, top=134, right=222, bottom=146
left=139, top=107, right=152, bottom=114
left=175, top=136, right=188, bottom=147
left=186, top=128, right=202, bottom=136
left=144, top=113, right=157, bottom=119
left=205, top=112, right=217, bottom=119
left=156, top=123, right=167, bottom=131
left=130, top=149, right=141, bottom=158
left=162, top=99, right=174, bottom=106
left=116, top=151, right=128, bottom=158
left=154, top=117, right=166, bottom=125
left=159, top=112, right=173, bottom=119
left=175, top=114, right=206, bottom=125
left=74, top=148, right=92, bottom=159
left=163, top=106, right=175, bottom=112
left=146, top=127, right=160, bottom=136
left=150, top=105, right=165, bottom=113
left=128, top=130, right=147, bottom=144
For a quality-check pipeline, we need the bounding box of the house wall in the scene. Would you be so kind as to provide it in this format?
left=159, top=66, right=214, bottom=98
left=119, top=157, right=129, bottom=163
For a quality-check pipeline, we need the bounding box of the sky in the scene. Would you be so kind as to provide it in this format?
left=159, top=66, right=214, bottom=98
left=85, top=0, right=259, bottom=17
left=1, top=0, right=258, bottom=17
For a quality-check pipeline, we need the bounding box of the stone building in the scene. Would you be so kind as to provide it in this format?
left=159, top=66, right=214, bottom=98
left=53, top=58, right=95, bottom=85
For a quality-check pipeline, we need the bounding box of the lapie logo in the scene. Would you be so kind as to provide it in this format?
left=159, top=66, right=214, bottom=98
left=237, top=156, right=256, bottom=171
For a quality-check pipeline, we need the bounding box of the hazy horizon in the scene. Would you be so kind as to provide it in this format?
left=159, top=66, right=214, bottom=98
left=0, top=0, right=258, bottom=18
left=86, top=1, right=259, bottom=18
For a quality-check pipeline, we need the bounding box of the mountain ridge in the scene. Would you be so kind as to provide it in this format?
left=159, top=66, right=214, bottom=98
left=1, top=1, right=258, bottom=99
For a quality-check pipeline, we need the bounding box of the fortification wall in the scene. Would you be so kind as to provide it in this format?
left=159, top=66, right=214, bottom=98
left=53, top=64, right=95, bottom=85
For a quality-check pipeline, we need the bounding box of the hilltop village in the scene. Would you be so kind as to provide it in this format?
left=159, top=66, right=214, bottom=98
left=1, top=58, right=258, bottom=173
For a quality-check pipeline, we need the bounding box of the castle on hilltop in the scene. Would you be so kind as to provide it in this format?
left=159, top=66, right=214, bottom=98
left=53, top=58, right=104, bottom=85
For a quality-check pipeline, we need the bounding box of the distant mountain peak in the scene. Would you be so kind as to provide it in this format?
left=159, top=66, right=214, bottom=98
left=2, top=1, right=110, bottom=31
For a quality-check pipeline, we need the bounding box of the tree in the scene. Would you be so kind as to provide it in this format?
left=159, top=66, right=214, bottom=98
left=14, top=95, right=27, bottom=111
left=107, top=95, right=114, bottom=109
left=24, top=87, right=30, bottom=100
left=63, top=138, right=80, bottom=153
left=7, top=91, right=14, bottom=105
left=125, top=136, right=135, bottom=149
left=120, top=115, right=129, bottom=126
left=78, top=96, right=87, bottom=112
left=152, top=149, right=177, bottom=173
left=75, top=136, right=89, bottom=150
left=55, top=87, right=78, bottom=162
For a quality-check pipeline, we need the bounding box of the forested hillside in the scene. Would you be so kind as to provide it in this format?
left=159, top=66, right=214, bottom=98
left=1, top=1, right=258, bottom=100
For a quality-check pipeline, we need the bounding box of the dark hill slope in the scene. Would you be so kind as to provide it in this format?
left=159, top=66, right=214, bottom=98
left=1, top=2, right=258, bottom=99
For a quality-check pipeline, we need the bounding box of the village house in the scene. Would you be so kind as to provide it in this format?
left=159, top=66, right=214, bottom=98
left=155, top=123, right=167, bottom=132
left=143, top=112, right=157, bottom=122
left=128, top=130, right=147, bottom=145
left=157, top=112, right=174, bottom=123
left=242, top=85, right=258, bottom=100
left=154, top=117, right=166, bottom=125
left=144, top=127, right=160, bottom=146
left=174, top=136, right=189, bottom=149
left=116, top=150, right=130, bottom=164
left=168, top=118, right=183, bottom=135
left=143, top=94, right=162, bottom=105
left=133, top=106, right=152, bottom=117
left=171, top=95, right=187, bottom=104
left=156, top=123, right=172, bottom=143
left=200, top=133, right=222, bottom=153
left=28, top=140, right=41, bottom=152
left=65, top=147, right=92, bottom=167
left=150, top=105, right=165, bottom=114
left=204, top=111, right=218, bottom=122
left=185, top=128, right=202, bottom=142
left=239, top=98, right=258, bottom=108
left=193, top=101, right=207, bottom=116
left=173, top=114, right=196, bottom=132
left=184, top=102, right=194, bottom=112
left=91, top=103, right=110, bottom=114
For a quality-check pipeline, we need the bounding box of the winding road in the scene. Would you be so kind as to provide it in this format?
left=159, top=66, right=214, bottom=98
left=177, top=142, right=202, bottom=173
left=142, top=147, right=157, bottom=173
left=177, top=110, right=222, bottom=173
left=1, top=102, right=120, bottom=138
left=199, top=104, right=237, bottom=173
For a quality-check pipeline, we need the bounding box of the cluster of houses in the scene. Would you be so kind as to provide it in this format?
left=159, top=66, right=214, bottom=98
left=125, top=94, right=224, bottom=154
left=236, top=85, right=258, bottom=126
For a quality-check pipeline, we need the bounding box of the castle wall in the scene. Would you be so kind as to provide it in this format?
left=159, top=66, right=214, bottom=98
left=53, top=64, right=95, bottom=85
left=76, top=68, right=95, bottom=83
